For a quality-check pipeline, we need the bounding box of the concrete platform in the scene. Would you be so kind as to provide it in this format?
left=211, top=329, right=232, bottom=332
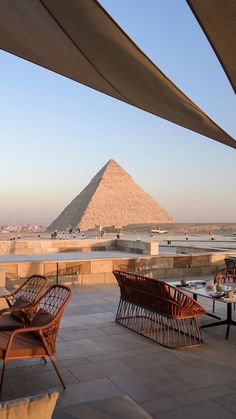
left=1, top=281, right=236, bottom=418
left=0, top=250, right=138, bottom=264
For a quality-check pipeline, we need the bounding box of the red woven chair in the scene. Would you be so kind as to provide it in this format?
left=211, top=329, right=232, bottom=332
left=214, top=266, right=236, bottom=284
left=0, top=275, right=48, bottom=331
left=213, top=265, right=236, bottom=312
left=113, top=270, right=207, bottom=349
left=0, top=285, right=72, bottom=397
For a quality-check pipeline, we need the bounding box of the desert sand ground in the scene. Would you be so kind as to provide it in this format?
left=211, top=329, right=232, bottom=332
left=1, top=223, right=236, bottom=252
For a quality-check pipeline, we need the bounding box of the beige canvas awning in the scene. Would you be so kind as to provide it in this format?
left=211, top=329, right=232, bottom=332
left=0, top=0, right=235, bottom=148
left=187, top=0, right=236, bottom=94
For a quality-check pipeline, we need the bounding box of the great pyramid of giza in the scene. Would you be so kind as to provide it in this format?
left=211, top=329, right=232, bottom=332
left=48, top=159, right=175, bottom=231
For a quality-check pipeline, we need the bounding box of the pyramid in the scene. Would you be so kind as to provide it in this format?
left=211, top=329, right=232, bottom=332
left=48, top=160, right=175, bottom=231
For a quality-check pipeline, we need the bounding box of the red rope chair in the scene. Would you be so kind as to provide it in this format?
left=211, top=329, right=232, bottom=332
left=0, top=285, right=72, bottom=397
left=0, top=275, right=48, bottom=330
left=113, top=270, right=206, bottom=349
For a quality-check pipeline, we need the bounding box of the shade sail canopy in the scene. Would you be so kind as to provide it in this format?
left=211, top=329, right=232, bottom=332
left=0, top=0, right=235, bottom=148
left=187, top=0, right=236, bottom=94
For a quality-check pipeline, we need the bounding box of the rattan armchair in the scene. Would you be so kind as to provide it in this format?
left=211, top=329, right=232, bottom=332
left=0, top=275, right=48, bottom=331
left=214, top=266, right=236, bottom=283
left=213, top=265, right=236, bottom=312
left=0, top=285, right=72, bottom=397
left=113, top=270, right=207, bottom=349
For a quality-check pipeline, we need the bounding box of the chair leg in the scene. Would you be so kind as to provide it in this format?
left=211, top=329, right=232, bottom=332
left=42, top=357, right=47, bottom=364
left=212, top=299, right=215, bottom=313
left=0, top=359, right=7, bottom=398
left=49, top=355, right=66, bottom=389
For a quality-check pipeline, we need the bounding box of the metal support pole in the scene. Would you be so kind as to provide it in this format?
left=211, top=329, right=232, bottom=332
left=56, top=262, right=59, bottom=285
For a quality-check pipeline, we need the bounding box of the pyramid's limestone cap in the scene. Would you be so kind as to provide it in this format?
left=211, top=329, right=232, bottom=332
left=90, top=159, right=131, bottom=184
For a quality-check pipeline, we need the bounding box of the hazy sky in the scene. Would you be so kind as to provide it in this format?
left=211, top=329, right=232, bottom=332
left=1, top=0, right=235, bottom=225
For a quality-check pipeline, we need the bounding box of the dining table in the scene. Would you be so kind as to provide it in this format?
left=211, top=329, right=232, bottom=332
left=169, top=279, right=236, bottom=340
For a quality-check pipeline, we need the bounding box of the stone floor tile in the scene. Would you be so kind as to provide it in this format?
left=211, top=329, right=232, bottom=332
left=94, top=359, right=134, bottom=376
left=8, top=373, right=46, bottom=397
left=189, top=344, right=236, bottom=369
left=227, top=380, right=236, bottom=391
left=134, top=345, right=165, bottom=355
left=93, top=334, right=154, bottom=353
left=168, top=348, right=202, bottom=362
left=59, top=327, right=106, bottom=341
left=69, top=363, right=105, bottom=382
left=164, top=359, right=236, bottom=388
left=5, top=366, right=34, bottom=378
left=32, top=356, right=89, bottom=372
left=9, top=367, right=78, bottom=398
left=86, top=349, right=137, bottom=363
left=5, top=358, right=41, bottom=369
left=1, top=380, right=16, bottom=402
left=156, top=399, right=236, bottom=419
left=110, top=367, right=192, bottom=403
left=173, top=383, right=235, bottom=405
left=123, top=351, right=179, bottom=372
left=217, top=392, right=236, bottom=414
left=34, top=368, right=79, bottom=388
left=141, top=396, right=181, bottom=414
left=56, top=339, right=107, bottom=359
left=53, top=395, right=151, bottom=419
left=98, top=324, right=131, bottom=336
left=58, top=378, right=124, bottom=407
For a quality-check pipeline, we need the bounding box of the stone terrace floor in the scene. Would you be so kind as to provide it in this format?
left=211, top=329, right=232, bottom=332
left=2, top=281, right=236, bottom=418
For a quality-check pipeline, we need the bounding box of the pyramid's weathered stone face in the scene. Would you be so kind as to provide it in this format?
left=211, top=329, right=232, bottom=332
left=48, top=159, right=175, bottom=231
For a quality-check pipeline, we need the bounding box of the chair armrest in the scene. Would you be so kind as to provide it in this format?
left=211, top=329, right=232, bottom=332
left=0, top=306, right=29, bottom=316
left=172, top=287, right=207, bottom=316
left=0, top=294, right=11, bottom=303
left=4, top=319, right=57, bottom=358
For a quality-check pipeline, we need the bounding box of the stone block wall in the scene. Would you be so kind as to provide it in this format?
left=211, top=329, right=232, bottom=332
left=116, top=239, right=158, bottom=255
left=176, top=245, right=223, bottom=254
left=1, top=251, right=235, bottom=289
left=0, top=238, right=158, bottom=256
left=0, top=239, right=115, bottom=255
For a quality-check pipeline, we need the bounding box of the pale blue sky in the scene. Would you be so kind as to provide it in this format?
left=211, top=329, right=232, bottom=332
left=0, top=0, right=235, bottom=225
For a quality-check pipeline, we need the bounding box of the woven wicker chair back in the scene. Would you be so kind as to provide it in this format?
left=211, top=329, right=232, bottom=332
left=113, top=270, right=177, bottom=315
left=214, top=266, right=236, bottom=283
left=31, top=285, right=72, bottom=354
left=9, top=275, right=48, bottom=306
left=37, top=285, right=71, bottom=317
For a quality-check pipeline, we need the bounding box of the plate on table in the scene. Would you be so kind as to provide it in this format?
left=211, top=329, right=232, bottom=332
left=194, top=283, right=205, bottom=289
left=210, top=292, right=225, bottom=299
left=195, top=281, right=207, bottom=286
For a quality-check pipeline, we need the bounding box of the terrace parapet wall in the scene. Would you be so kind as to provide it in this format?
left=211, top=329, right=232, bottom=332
left=176, top=245, right=224, bottom=254
left=1, top=251, right=236, bottom=289
left=0, top=238, right=158, bottom=256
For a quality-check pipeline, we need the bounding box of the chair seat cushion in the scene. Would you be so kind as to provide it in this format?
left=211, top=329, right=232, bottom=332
left=0, top=314, right=23, bottom=331
left=12, top=295, right=31, bottom=322
left=12, top=295, right=31, bottom=309
left=0, top=331, right=46, bottom=358
left=31, top=308, right=54, bottom=327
